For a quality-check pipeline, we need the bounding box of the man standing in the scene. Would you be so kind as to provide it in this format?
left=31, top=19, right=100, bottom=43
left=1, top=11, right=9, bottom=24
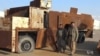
left=67, top=22, right=79, bottom=55
left=56, top=24, right=66, bottom=53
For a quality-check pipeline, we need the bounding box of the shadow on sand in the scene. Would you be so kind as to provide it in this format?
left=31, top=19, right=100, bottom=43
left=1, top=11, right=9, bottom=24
left=0, top=48, right=11, bottom=55
left=76, top=41, right=99, bottom=56
left=36, top=41, right=100, bottom=56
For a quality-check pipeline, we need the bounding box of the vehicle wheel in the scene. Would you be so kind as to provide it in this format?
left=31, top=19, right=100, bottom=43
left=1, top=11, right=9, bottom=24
left=18, top=35, right=35, bottom=53
left=77, top=32, right=85, bottom=43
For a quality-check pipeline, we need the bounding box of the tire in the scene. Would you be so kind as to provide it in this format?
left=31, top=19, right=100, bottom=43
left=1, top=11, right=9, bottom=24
left=77, top=32, right=85, bottom=43
left=18, top=35, right=35, bottom=53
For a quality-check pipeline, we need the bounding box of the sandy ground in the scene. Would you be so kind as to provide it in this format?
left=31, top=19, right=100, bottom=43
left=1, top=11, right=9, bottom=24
left=0, top=30, right=100, bottom=56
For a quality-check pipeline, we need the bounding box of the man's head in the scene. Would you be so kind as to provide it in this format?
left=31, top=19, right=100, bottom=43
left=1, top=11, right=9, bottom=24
left=71, top=22, right=76, bottom=27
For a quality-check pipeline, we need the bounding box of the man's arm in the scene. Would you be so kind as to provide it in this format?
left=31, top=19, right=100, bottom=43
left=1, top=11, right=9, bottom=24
left=75, top=27, right=79, bottom=41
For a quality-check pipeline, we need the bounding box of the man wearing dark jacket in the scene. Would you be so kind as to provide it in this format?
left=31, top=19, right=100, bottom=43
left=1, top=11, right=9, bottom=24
left=56, top=24, right=66, bottom=53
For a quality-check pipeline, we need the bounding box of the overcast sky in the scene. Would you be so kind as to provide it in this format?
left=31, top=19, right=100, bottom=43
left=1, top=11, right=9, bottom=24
left=0, top=0, right=100, bottom=20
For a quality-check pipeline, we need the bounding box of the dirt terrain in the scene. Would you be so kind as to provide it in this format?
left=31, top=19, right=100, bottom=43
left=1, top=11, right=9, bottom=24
left=0, top=30, right=100, bottom=56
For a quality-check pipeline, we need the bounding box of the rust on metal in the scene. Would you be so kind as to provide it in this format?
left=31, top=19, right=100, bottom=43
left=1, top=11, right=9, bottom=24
left=48, top=8, right=94, bottom=39
left=5, top=6, right=29, bottom=18
left=0, top=31, right=12, bottom=50
left=70, top=7, right=78, bottom=14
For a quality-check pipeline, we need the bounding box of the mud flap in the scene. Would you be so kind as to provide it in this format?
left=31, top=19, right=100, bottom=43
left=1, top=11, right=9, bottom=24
left=36, top=29, right=45, bottom=48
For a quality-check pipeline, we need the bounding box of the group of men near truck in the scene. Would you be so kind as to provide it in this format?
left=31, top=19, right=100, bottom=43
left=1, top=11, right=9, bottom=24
left=56, top=22, right=79, bottom=55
